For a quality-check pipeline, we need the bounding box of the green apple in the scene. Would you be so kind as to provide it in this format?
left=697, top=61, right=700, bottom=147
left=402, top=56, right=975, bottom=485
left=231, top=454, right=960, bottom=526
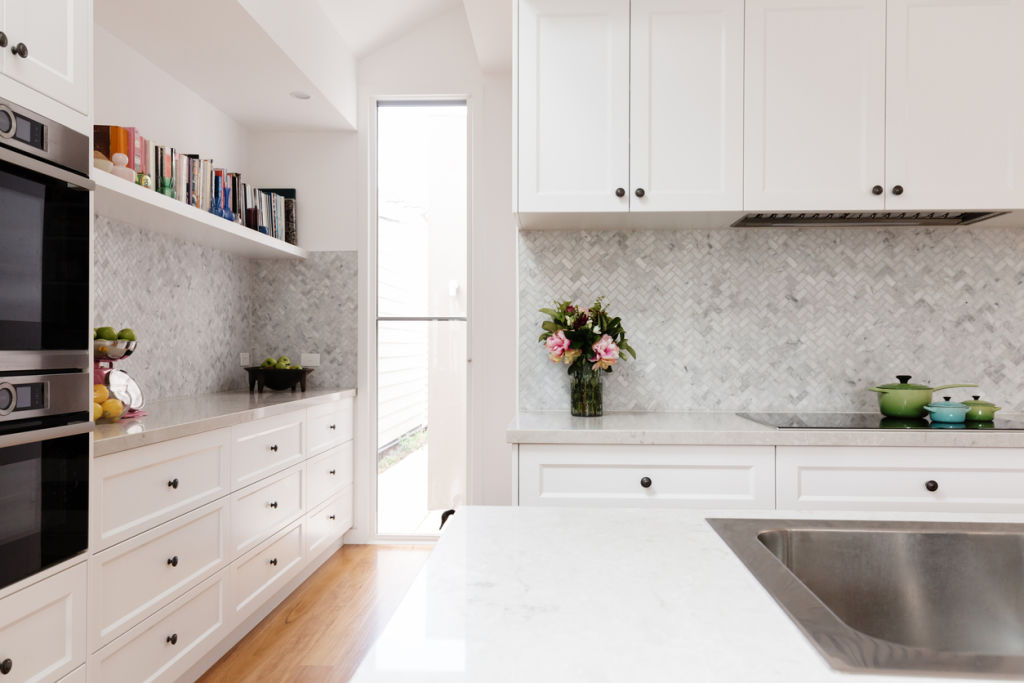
left=292, top=365, right=302, bottom=370
left=260, top=357, right=276, bottom=369
left=278, top=356, right=291, bottom=366
left=117, top=328, right=137, bottom=341
left=95, top=326, right=117, bottom=341
left=274, top=359, right=290, bottom=370
left=94, top=328, right=99, bottom=339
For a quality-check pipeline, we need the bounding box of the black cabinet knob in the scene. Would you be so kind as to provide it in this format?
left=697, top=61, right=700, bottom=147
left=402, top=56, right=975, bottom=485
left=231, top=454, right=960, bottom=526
left=892, top=185, right=904, bottom=196
left=328, top=514, right=336, bottom=520
left=925, top=480, right=939, bottom=492
left=615, top=187, right=625, bottom=198
left=167, top=555, right=179, bottom=567
left=640, top=476, right=652, bottom=488
left=329, top=424, right=337, bottom=430
left=872, top=185, right=883, bottom=195
left=634, top=188, right=645, bottom=198
left=269, top=444, right=279, bottom=452
left=0, top=32, right=8, bottom=49
left=329, top=469, right=336, bottom=475
left=269, top=558, right=278, bottom=566
left=10, top=43, right=27, bottom=59
left=168, top=478, right=179, bottom=489
left=166, top=634, right=178, bottom=645
left=268, top=501, right=278, bottom=509
left=0, top=658, right=11, bottom=675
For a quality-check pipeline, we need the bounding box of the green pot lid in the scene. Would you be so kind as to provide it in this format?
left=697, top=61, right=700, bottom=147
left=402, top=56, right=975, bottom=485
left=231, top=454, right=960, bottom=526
left=963, top=395, right=998, bottom=407
left=876, top=375, right=933, bottom=391
left=927, top=396, right=968, bottom=409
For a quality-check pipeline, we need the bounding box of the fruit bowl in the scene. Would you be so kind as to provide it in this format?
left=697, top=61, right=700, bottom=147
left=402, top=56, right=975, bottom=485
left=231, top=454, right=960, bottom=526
left=245, top=366, right=314, bottom=393
left=95, top=338, right=137, bottom=362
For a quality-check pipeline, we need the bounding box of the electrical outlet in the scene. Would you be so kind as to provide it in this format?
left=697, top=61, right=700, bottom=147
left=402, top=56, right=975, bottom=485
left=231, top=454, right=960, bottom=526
left=240, top=352, right=250, bottom=367
left=300, top=353, right=320, bottom=367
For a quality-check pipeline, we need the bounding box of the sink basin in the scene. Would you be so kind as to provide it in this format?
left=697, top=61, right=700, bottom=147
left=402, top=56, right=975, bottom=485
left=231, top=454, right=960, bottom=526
left=708, top=518, right=1024, bottom=678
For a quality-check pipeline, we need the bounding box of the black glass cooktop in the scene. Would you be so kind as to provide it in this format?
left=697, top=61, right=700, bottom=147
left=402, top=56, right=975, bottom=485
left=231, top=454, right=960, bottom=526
left=738, top=412, right=1024, bottom=430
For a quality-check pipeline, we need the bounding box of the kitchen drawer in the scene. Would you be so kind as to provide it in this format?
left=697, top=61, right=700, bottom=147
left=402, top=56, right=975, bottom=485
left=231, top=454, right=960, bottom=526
left=0, top=562, right=86, bottom=683
left=90, top=571, right=227, bottom=683
left=307, top=399, right=353, bottom=455
left=778, top=446, right=1024, bottom=512
left=518, top=444, right=774, bottom=508
left=231, top=465, right=305, bottom=559
left=231, top=520, right=305, bottom=622
left=306, top=441, right=353, bottom=509
left=93, top=428, right=231, bottom=550
left=306, top=486, right=353, bottom=558
left=90, top=499, right=229, bottom=650
left=231, top=411, right=306, bottom=489
left=56, top=664, right=85, bottom=683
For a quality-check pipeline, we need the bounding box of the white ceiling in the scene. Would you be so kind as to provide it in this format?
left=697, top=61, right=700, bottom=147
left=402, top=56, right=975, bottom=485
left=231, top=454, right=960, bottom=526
left=317, top=0, right=462, bottom=57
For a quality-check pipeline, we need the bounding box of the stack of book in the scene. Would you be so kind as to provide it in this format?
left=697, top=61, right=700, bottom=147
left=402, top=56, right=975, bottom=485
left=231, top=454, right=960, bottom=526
left=94, top=125, right=297, bottom=244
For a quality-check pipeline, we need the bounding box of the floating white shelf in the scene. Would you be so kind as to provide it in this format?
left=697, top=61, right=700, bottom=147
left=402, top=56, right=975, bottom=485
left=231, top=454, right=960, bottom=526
left=93, top=170, right=308, bottom=260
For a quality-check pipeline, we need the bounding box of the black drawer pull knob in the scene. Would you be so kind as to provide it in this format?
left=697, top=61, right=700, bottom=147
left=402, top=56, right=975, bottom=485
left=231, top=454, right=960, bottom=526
left=0, top=658, right=12, bottom=675
left=268, top=501, right=278, bottom=509
left=640, top=476, right=652, bottom=488
left=329, top=469, right=336, bottom=475
left=269, top=444, right=279, bottom=452
left=329, top=424, right=337, bottom=430
left=167, top=555, right=179, bottom=567
left=10, top=43, right=27, bottom=59
left=634, top=188, right=645, bottom=198
left=925, top=480, right=939, bottom=492
left=892, top=184, right=904, bottom=196
left=168, top=478, right=179, bottom=489
left=615, top=187, right=625, bottom=197
left=0, top=33, right=8, bottom=49
left=166, top=634, right=178, bottom=645
left=328, top=514, right=336, bottom=520
left=871, top=185, right=883, bottom=195
left=269, top=558, right=278, bottom=566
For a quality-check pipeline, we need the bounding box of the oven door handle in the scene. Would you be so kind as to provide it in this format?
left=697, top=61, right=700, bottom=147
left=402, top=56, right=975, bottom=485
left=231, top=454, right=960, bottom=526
left=0, top=422, right=93, bottom=449
left=0, top=145, right=94, bottom=191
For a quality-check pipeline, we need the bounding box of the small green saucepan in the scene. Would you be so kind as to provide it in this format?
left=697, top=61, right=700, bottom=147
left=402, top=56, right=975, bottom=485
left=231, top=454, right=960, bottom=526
left=963, top=395, right=1002, bottom=422
left=868, top=375, right=978, bottom=418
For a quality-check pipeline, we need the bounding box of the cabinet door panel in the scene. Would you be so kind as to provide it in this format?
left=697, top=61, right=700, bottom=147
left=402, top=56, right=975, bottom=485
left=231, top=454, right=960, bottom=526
left=518, top=0, right=629, bottom=213
left=745, top=0, right=886, bottom=211
left=630, top=0, right=743, bottom=211
left=885, top=0, right=1024, bottom=209
left=3, top=0, right=90, bottom=113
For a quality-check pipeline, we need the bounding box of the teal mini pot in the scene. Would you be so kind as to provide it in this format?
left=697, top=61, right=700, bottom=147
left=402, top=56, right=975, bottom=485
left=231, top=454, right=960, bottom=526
left=923, top=396, right=970, bottom=424
left=963, top=395, right=1002, bottom=422
left=868, top=375, right=978, bottom=418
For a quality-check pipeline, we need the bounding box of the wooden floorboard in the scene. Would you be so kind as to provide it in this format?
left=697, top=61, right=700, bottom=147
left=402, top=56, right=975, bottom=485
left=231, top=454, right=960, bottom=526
left=198, top=544, right=432, bottom=683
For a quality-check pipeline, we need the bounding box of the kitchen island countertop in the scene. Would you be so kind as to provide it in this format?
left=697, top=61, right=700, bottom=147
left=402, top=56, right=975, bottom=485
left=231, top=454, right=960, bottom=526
left=508, top=410, right=1024, bottom=448
left=350, top=505, right=1024, bottom=683
left=94, top=388, right=355, bottom=456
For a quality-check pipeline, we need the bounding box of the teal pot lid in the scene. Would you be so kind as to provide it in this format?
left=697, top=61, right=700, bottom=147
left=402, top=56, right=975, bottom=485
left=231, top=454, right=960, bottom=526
left=926, top=396, right=968, bottom=409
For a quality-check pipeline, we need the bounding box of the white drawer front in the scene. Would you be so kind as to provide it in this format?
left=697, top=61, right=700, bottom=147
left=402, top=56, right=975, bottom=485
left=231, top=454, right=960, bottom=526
left=231, top=465, right=305, bottom=559
left=93, top=429, right=231, bottom=550
left=56, top=664, right=85, bottom=683
left=91, top=571, right=227, bottom=683
left=518, top=445, right=775, bottom=508
left=231, top=521, right=305, bottom=621
left=231, top=411, right=306, bottom=489
left=91, top=499, right=228, bottom=649
left=778, top=447, right=1024, bottom=512
left=0, top=563, right=86, bottom=683
left=307, top=398, right=353, bottom=454
left=306, top=486, right=353, bottom=558
left=306, top=442, right=353, bottom=509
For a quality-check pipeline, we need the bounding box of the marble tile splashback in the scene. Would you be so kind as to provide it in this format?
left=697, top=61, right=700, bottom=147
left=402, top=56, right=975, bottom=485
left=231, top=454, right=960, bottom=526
left=94, top=217, right=357, bottom=401
left=519, top=226, right=1024, bottom=413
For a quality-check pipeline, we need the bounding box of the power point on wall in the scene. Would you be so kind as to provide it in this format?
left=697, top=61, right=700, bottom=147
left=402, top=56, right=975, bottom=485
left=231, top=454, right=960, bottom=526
left=240, top=352, right=251, bottom=367
left=301, top=353, right=320, bottom=367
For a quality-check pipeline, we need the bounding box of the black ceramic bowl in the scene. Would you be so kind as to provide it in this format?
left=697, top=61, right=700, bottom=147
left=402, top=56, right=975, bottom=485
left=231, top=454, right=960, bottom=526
left=245, top=367, right=314, bottom=393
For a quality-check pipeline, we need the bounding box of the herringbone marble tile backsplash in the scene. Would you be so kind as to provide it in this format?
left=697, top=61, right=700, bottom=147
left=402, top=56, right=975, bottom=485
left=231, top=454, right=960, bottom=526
left=94, top=217, right=357, bottom=401
left=519, top=226, right=1024, bottom=413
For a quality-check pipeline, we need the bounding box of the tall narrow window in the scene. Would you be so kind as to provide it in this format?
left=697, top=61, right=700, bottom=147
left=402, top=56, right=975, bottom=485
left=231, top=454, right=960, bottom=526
left=376, top=101, right=467, bottom=536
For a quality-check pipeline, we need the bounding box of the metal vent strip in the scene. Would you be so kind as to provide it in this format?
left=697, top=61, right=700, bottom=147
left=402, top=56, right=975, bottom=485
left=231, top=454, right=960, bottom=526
left=731, top=211, right=1007, bottom=228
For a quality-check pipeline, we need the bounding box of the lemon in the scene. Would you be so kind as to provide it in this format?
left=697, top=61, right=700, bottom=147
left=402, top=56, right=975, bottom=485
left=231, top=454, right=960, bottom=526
left=94, top=384, right=109, bottom=403
left=101, top=398, right=124, bottom=421
left=93, top=402, right=103, bottom=421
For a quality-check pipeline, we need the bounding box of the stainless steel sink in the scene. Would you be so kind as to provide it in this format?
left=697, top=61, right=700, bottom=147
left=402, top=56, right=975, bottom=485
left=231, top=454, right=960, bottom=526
left=708, top=518, right=1024, bottom=678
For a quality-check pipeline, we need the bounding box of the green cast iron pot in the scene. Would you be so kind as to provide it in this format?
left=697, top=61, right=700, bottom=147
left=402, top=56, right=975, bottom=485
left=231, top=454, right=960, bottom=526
left=868, top=375, right=978, bottom=418
left=963, top=395, right=1002, bottom=422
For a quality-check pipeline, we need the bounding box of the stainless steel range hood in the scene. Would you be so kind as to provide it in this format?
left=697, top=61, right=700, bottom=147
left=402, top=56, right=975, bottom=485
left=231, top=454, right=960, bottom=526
left=731, top=210, right=1008, bottom=228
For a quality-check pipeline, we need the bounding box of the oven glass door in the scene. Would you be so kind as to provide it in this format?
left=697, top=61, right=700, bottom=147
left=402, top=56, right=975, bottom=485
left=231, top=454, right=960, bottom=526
left=0, top=431, right=87, bottom=589
left=0, top=158, right=89, bottom=351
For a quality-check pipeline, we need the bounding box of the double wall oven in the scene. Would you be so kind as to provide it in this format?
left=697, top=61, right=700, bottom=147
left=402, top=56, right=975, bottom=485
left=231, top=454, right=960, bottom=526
left=0, top=95, right=93, bottom=590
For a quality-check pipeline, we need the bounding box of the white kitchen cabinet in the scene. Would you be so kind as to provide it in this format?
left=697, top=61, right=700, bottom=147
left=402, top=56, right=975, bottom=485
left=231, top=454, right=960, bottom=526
left=230, top=464, right=305, bottom=559
left=306, top=441, right=353, bottom=510
left=0, top=562, right=86, bottom=683
left=230, top=520, right=305, bottom=623
left=518, top=444, right=775, bottom=508
left=306, top=486, right=354, bottom=558
left=1, top=0, right=90, bottom=114
left=307, top=398, right=354, bottom=455
left=629, top=0, right=743, bottom=212
left=885, top=0, right=1024, bottom=210
left=231, top=410, right=306, bottom=489
left=777, top=446, right=1024, bottom=512
left=744, top=0, right=887, bottom=211
left=517, top=0, right=629, bottom=213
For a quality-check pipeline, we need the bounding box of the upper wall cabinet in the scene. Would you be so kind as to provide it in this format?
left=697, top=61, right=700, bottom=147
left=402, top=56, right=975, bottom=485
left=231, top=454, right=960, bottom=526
left=517, top=0, right=743, bottom=215
left=746, top=0, right=1024, bottom=212
left=1, top=0, right=91, bottom=115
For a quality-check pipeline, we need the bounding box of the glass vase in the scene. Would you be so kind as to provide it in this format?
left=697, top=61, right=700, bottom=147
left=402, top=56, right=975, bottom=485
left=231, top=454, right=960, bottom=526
left=570, top=366, right=603, bottom=417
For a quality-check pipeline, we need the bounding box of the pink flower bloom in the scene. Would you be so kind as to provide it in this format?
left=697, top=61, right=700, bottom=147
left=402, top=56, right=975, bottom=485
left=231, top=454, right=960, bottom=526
left=545, top=330, right=571, bottom=362
left=589, top=334, right=619, bottom=371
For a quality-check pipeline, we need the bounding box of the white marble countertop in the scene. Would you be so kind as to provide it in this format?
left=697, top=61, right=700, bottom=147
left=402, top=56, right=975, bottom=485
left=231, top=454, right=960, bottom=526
left=351, top=505, right=1024, bottom=683
left=93, top=388, right=356, bottom=456
left=508, top=411, right=1024, bottom=447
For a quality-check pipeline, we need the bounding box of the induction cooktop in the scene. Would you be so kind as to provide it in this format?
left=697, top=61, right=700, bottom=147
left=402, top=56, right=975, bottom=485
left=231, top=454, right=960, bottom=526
left=738, top=412, right=1024, bottom=430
